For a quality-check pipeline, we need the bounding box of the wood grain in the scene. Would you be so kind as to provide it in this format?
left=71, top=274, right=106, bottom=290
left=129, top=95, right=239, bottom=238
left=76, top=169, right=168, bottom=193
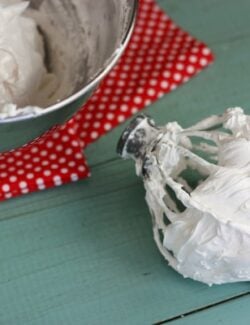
left=0, top=0, right=250, bottom=324
left=165, top=294, right=250, bottom=325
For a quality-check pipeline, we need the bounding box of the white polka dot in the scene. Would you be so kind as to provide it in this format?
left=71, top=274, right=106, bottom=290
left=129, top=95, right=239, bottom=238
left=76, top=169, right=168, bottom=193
left=21, top=188, right=29, bottom=194
left=176, top=63, right=184, bottom=70
left=50, top=154, right=57, bottom=160
left=0, top=172, right=7, bottom=178
left=41, top=160, right=49, bottom=167
left=59, top=157, right=66, bottom=164
left=148, top=89, right=156, bottom=96
left=187, top=65, right=195, bottom=74
left=82, top=122, right=90, bottom=129
left=35, top=167, right=42, bottom=172
left=75, top=153, right=83, bottom=160
left=66, top=148, right=73, bottom=155
left=189, top=55, right=197, bottom=63
left=200, top=58, right=208, bottom=66
left=14, top=151, right=22, bottom=157
left=38, top=183, right=46, bottom=190
left=52, top=132, right=60, bottom=139
left=115, top=89, right=123, bottom=95
left=173, top=73, right=182, bottom=81
left=85, top=113, right=92, bottom=120
left=163, top=71, right=171, bottom=78
left=33, top=157, right=40, bottom=163
left=106, top=79, right=115, bottom=86
left=10, top=176, right=17, bottom=182
left=98, top=104, right=106, bottom=110
left=7, top=157, right=14, bottom=163
left=202, top=48, right=211, bottom=55
left=71, top=174, right=79, bottom=181
left=23, top=154, right=31, bottom=160
left=78, top=166, right=86, bottom=172
left=191, top=47, right=199, bottom=53
left=27, top=173, right=34, bottom=179
left=44, top=170, right=51, bottom=177
left=149, top=79, right=157, bottom=86
left=71, top=140, right=79, bottom=147
left=40, top=150, right=48, bottom=157
left=17, top=169, right=25, bottom=175
left=101, top=96, right=109, bottom=103
left=131, top=73, right=139, bottom=79
left=91, top=131, right=99, bottom=140
left=118, top=80, right=125, bottom=87
left=62, top=135, right=70, bottom=142
left=137, top=87, right=144, bottom=94
left=179, top=55, right=187, bottom=62
left=16, top=161, right=23, bottom=167
left=118, top=115, right=125, bottom=123
left=132, top=107, right=139, bottom=114
left=25, top=163, right=33, bottom=169
left=61, top=168, right=69, bottom=174
left=46, top=141, right=54, bottom=148
left=80, top=131, right=87, bottom=138
left=107, top=113, right=115, bottom=120
left=2, top=184, right=10, bottom=192
left=36, top=178, right=44, bottom=185
left=75, top=114, right=82, bottom=121
left=104, top=123, right=112, bottom=131
left=166, top=62, right=173, bottom=68
left=19, top=181, right=27, bottom=189
left=96, top=112, right=103, bottom=119
left=92, top=122, right=100, bottom=129
left=31, top=146, right=39, bottom=154
left=134, top=96, right=142, bottom=104
left=88, top=104, right=95, bottom=111
left=129, top=81, right=136, bottom=87
left=121, top=104, right=128, bottom=112
left=69, top=161, right=76, bottom=167
left=160, top=80, right=169, bottom=89
left=104, top=88, right=112, bottom=95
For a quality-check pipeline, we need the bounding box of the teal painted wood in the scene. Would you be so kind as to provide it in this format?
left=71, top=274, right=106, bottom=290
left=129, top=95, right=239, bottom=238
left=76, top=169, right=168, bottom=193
left=0, top=160, right=249, bottom=325
left=168, top=294, right=250, bottom=325
left=0, top=0, right=250, bottom=324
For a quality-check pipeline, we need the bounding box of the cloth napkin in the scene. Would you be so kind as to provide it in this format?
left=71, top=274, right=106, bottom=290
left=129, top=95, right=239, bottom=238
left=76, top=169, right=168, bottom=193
left=0, top=0, right=214, bottom=201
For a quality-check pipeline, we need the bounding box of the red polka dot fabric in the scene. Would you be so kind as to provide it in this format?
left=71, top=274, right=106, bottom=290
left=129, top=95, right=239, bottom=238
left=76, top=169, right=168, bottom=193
left=0, top=0, right=214, bottom=201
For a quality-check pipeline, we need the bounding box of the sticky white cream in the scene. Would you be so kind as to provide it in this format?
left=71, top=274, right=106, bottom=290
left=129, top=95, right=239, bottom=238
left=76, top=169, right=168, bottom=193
left=122, top=108, right=250, bottom=285
left=0, top=1, right=57, bottom=118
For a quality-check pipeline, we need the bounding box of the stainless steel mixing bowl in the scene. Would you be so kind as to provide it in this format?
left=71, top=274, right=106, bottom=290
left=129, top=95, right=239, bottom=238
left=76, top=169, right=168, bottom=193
left=0, top=0, right=138, bottom=152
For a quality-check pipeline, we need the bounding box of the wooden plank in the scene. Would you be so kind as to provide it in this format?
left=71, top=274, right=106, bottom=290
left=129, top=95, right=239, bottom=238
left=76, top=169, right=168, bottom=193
left=0, top=160, right=249, bottom=325
left=164, top=294, right=250, bottom=324
left=0, top=0, right=250, bottom=324
left=158, top=0, right=250, bottom=45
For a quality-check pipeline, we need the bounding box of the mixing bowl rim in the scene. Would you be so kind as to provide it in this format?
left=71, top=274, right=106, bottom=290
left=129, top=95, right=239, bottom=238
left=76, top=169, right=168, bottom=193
left=0, top=0, right=138, bottom=124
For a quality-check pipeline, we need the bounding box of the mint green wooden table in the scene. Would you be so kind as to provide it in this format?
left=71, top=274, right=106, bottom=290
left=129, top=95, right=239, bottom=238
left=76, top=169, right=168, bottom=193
left=0, top=1, right=250, bottom=324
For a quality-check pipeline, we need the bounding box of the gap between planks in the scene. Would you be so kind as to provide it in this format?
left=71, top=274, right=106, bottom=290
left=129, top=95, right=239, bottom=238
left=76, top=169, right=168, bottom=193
left=153, top=291, right=250, bottom=324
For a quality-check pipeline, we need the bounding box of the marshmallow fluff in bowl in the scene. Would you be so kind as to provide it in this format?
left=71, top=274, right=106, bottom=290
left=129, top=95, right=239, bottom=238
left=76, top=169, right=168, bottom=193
left=0, top=0, right=135, bottom=119
left=0, top=1, right=58, bottom=118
